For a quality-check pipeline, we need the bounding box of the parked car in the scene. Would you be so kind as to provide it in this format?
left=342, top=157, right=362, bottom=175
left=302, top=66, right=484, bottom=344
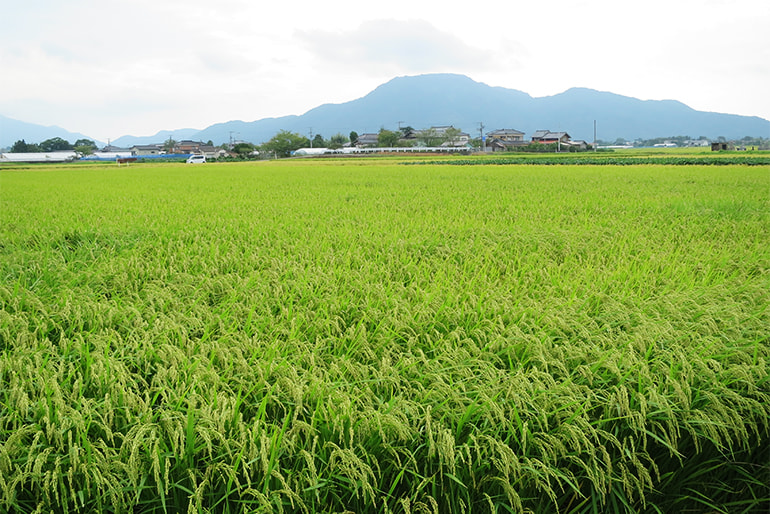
left=186, top=154, right=206, bottom=164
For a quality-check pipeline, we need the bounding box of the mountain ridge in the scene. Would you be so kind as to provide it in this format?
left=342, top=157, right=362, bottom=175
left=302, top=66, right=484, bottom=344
left=194, top=74, right=768, bottom=144
left=0, top=115, right=102, bottom=149
left=2, top=74, right=768, bottom=148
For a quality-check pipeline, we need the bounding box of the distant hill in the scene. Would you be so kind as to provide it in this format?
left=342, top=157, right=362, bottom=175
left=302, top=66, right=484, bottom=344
left=112, top=129, right=201, bottom=148
left=0, top=114, right=103, bottom=150
left=194, top=74, right=769, bottom=144
left=3, top=74, right=768, bottom=148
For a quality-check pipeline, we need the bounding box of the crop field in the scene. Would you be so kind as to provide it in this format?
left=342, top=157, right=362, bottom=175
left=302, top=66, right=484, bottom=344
left=1, top=158, right=768, bottom=513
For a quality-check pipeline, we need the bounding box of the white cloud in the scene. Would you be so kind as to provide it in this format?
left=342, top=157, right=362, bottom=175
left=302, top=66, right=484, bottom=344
left=296, top=19, right=517, bottom=75
left=0, top=0, right=768, bottom=142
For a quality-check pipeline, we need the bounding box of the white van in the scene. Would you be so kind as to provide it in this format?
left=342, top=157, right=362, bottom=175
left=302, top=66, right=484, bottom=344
left=186, top=154, right=206, bottom=164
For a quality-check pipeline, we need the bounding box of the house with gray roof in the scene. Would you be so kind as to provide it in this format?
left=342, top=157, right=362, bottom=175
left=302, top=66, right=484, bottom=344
left=486, top=128, right=527, bottom=151
left=130, top=144, right=163, bottom=155
left=532, top=130, right=571, bottom=144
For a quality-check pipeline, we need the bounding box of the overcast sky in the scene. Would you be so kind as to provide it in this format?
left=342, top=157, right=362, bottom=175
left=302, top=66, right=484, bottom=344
left=2, top=0, right=768, bottom=142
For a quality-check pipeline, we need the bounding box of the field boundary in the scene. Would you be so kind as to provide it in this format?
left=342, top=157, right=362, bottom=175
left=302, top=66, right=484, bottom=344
left=406, top=155, right=770, bottom=166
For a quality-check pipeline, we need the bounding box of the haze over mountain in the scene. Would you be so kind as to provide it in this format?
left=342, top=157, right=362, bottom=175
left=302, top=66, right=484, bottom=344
left=0, top=115, right=102, bottom=149
left=112, top=129, right=201, bottom=148
left=193, top=74, right=768, bottom=144
left=2, top=74, right=768, bottom=149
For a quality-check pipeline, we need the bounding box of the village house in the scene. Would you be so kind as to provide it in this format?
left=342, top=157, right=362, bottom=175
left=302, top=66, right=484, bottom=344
left=130, top=144, right=163, bottom=156
left=404, top=126, right=472, bottom=148
left=174, top=140, right=204, bottom=153
left=486, top=128, right=527, bottom=151
left=531, top=130, right=571, bottom=144
left=432, top=125, right=471, bottom=147
left=101, top=144, right=131, bottom=153
left=356, top=133, right=380, bottom=147
left=199, top=145, right=231, bottom=159
left=567, top=140, right=589, bottom=150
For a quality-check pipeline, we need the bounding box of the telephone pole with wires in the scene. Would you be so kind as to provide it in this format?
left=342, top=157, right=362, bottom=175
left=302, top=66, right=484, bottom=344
left=478, top=122, right=486, bottom=153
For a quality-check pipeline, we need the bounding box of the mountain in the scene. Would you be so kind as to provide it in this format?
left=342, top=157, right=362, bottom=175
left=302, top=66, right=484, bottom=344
left=3, top=74, right=768, bottom=148
left=194, top=74, right=769, bottom=144
left=112, top=129, right=201, bottom=148
left=530, top=87, right=769, bottom=142
left=0, top=114, right=104, bottom=150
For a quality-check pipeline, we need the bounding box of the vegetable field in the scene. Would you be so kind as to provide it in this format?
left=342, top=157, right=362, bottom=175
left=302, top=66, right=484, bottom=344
left=1, top=159, right=768, bottom=513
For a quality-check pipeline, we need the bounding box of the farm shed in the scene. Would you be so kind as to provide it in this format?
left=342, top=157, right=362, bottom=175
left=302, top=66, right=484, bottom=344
left=0, top=151, right=78, bottom=163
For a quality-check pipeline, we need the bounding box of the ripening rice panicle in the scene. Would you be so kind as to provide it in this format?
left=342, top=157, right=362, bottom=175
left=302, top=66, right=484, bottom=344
left=0, top=159, right=768, bottom=512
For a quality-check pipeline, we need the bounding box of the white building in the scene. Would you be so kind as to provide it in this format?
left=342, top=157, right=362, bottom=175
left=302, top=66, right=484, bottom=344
left=0, top=151, right=78, bottom=163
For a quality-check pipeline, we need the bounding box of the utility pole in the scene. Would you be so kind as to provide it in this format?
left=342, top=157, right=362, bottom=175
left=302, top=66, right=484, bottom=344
left=309, top=127, right=313, bottom=148
left=478, top=122, right=485, bottom=153
left=593, top=120, right=597, bottom=152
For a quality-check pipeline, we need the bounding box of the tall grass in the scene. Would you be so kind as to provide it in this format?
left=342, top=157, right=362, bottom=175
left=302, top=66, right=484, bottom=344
left=1, top=160, right=768, bottom=513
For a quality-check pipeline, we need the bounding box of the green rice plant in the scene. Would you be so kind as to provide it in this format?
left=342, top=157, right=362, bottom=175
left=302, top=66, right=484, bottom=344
left=0, top=160, right=768, bottom=513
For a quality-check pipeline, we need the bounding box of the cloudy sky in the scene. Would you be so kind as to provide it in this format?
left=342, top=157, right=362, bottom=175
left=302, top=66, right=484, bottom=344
left=2, top=0, right=768, bottom=142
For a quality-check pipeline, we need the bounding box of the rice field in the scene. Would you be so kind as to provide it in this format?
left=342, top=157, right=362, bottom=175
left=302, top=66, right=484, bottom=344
left=1, top=158, right=768, bottom=513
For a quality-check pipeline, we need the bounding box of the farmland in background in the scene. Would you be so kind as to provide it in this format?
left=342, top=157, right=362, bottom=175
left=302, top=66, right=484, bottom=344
left=1, top=158, right=768, bottom=513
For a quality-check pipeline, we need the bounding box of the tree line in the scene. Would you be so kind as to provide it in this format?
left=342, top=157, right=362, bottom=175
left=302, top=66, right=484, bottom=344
left=9, top=137, right=98, bottom=154
left=15, top=129, right=762, bottom=162
left=597, top=135, right=769, bottom=149
left=259, top=126, right=469, bottom=157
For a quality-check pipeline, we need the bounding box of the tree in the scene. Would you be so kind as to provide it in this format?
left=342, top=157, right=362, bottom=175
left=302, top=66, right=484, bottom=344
left=39, top=137, right=72, bottom=151
left=399, top=126, right=415, bottom=139
left=417, top=128, right=445, bottom=147
left=378, top=128, right=400, bottom=147
left=261, top=130, right=310, bottom=158
left=74, top=139, right=97, bottom=156
left=443, top=127, right=462, bottom=146
left=10, top=139, right=39, bottom=152
left=312, top=134, right=325, bottom=148
left=74, top=138, right=95, bottom=148
left=163, top=138, right=177, bottom=153
left=328, top=133, right=348, bottom=150
left=349, top=131, right=359, bottom=146
left=232, top=142, right=257, bottom=159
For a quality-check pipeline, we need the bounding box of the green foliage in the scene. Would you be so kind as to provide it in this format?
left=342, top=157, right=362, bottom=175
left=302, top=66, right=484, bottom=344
left=417, top=127, right=445, bottom=147
left=10, top=138, right=84, bottom=153
left=261, top=130, right=311, bottom=157
left=73, top=139, right=97, bottom=156
left=39, top=137, right=73, bottom=151
left=1, top=160, right=768, bottom=513
left=231, top=142, right=257, bottom=159
left=163, top=138, right=176, bottom=153
left=328, top=133, right=349, bottom=150
left=10, top=139, right=39, bottom=152
left=736, top=135, right=769, bottom=149
left=73, top=138, right=96, bottom=149
left=377, top=128, right=401, bottom=147
left=443, top=126, right=463, bottom=146
left=312, top=134, right=325, bottom=148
